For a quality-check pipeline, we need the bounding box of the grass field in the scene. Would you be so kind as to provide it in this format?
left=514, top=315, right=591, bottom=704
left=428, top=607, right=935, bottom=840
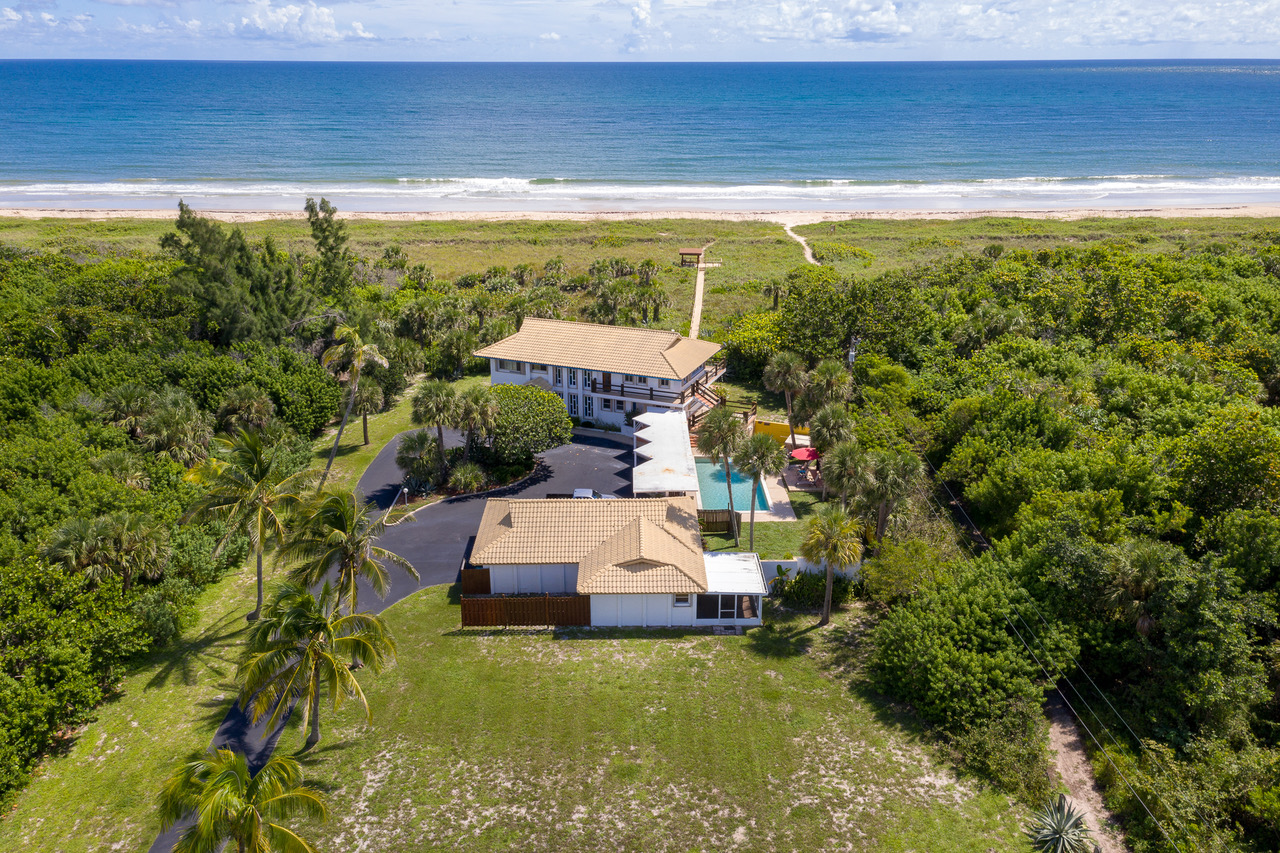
left=0, top=564, right=265, bottom=852
left=283, top=587, right=1026, bottom=853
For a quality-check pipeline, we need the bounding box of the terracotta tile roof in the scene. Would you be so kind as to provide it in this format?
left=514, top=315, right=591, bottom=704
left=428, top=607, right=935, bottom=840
left=471, top=497, right=707, bottom=595
left=474, top=317, right=721, bottom=381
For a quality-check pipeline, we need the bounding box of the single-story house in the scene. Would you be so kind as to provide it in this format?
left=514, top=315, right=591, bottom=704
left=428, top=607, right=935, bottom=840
left=466, top=496, right=766, bottom=628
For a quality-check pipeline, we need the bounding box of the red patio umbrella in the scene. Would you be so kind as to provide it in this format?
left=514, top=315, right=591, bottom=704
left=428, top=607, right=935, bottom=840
left=789, top=447, right=819, bottom=461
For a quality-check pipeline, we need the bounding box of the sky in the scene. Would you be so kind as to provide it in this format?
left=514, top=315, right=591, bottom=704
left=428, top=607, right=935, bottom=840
left=2, top=0, right=1280, bottom=61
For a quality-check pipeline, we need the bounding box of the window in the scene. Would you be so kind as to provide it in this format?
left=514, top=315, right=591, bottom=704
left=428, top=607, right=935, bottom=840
left=601, top=398, right=612, bottom=411
left=623, top=374, right=638, bottom=384
left=659, top=378, right=670, bottom=387
left=568, top=394, right=579, bottom=416
left=554, top=367, right=563, bottom=385
left=531, top=363, right=548, bottom=373
left=496, top=359, right=522, bottom=373
left=582, top=370, right=592, bottom=387
left=673, top=594, right=691, bottom=607
left=584, top=396, right=594, bottom=418
left=695, top=594, right=758, bottom=620
left=568, top=369, right=577, bottom=387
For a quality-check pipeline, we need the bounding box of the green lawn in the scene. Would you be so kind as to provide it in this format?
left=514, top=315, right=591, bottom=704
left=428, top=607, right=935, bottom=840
left=284, top=587, right=1025, bottom=853
left=0, top=564, right=266, bottom=852
left=705, top=488, right=823, bottom=560
left=313, top=373, right=490, bottom=494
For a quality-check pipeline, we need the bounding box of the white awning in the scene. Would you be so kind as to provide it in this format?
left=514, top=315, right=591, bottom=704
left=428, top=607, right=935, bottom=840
left=702, top=552, right=768, bottom=595
left=632, top=411, right=699, bottom=495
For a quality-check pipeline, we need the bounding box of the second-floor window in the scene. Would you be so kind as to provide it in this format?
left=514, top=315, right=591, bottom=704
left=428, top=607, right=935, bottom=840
left=659, top=378, right=670, bottom=387
left=497, top=359, right=522, bottom=372
left=554, top=367, right=563, bottom=385
left=531, top=363, right=548, bottom=373
left=568, top=369, right=577, bottom=387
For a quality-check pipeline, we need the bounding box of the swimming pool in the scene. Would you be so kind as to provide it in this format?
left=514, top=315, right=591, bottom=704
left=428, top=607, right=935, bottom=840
left=694, top=457, right=769, bottom=512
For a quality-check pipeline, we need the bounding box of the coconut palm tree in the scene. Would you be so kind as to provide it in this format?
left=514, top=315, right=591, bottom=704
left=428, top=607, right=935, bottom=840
left=696, top=406, right=747, bottom=546
left=454, top=385, right=498, bottom=463
left=800, top=505, right=864, bottom=627
left=865, top=448, right=923, bottom=547
left=411, top=379, right=459, bottom=474
left=236, top=581, right=395, bottom=749
left=763, top=351, right=808, bottom=448
left=185, top=429, right=314, bottom=622
left=319, top=324, right=388, bottom=489
left=734, top=433, right=789, bottom=552
left=157, top=748, right=327, bottom=853
left=1025, top=794, right=1093, bottom=853
left=283, top=488, right=418, bottom=616
left=351, top=382, right=384, bottom=446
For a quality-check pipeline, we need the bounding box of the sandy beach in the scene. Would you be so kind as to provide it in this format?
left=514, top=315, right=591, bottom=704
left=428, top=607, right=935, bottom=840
left=3, top=204, right=1280, bottom=226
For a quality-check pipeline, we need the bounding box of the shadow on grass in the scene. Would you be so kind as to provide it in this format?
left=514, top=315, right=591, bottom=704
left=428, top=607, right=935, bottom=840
left=142, top=612, right=247, bottom=691
left=745, top=620, right=821, bottom=658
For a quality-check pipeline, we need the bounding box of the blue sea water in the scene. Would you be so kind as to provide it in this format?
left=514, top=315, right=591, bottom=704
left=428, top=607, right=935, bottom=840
left=0, top=60, right=1278, bottom=210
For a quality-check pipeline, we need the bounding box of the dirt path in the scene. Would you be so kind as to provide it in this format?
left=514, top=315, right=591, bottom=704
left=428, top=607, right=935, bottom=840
left=1046, top=692, right=1128, bottom=853
left=784, top=223, right=817, bottom=265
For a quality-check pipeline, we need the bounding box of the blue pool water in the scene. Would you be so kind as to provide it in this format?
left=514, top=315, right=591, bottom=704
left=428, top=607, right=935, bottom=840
left=695, top=458, right=769, bottom=512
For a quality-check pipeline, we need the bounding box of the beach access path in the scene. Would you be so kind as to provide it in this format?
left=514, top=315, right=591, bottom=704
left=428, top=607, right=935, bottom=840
left=687, top=241, right=718, bottom=340
left=784, top=224, right=816, bottom=264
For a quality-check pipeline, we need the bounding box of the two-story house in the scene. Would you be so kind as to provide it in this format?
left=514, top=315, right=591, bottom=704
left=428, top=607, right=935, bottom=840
left=474, top=318, right=725, bottom=428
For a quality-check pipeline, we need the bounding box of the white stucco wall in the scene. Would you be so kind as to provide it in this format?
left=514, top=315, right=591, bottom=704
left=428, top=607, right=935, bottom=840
left=589, top=594, right=696, bottom=628
left=486, top=564, right=579, bottom=595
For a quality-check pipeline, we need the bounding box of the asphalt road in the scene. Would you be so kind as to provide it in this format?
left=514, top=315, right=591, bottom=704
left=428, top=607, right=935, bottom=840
left=148, top=431, right=631, bottom=852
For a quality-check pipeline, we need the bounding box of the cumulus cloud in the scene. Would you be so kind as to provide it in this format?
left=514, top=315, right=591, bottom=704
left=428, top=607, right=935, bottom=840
left=234, top=0, right=373, bottom=43
left=539, top=30, right=560, bottom=40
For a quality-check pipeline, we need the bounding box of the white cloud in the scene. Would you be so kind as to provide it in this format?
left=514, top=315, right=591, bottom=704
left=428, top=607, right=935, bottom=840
left=234, top=0, right=372, bottom=43
left=539, top=30, right=560, bottom=40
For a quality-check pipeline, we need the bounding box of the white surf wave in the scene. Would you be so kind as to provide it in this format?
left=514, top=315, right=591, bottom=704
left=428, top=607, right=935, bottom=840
left=2, top=175, right=1279, bottom=211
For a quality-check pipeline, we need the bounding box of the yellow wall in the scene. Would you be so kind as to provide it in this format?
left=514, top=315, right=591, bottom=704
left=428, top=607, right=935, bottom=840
left=753, top=420, right=808, bottom=444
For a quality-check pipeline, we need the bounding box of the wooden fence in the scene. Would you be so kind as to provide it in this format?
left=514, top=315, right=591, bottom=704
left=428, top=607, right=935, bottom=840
left=460, top=594, right=591, bottom=628
left=697, top=509, right=740, bottom=534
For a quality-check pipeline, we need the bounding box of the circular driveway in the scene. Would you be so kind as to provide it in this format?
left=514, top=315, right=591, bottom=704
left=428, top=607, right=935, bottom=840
left=361, top=431, right=635, bottom=605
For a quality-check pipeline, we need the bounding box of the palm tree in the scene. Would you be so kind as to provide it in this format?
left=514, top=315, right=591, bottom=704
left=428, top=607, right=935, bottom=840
left=822, top=440, right=870, bottom=511
left=696, top=406, right=747, bottom=546
left=865, top=448, right=923, bottom=546
left=761, top=278, right=786, bottom=311
left=143, top=388, right=214, bottom=467
left=237, top=581, right=395, bottom=749
left=734, top=433, right=788, bottom=552
left=1025, top=794, right=1093, bottom=853
left=762, top=351, right=808, bottom=448
left=454, top=385, right=498, bottom=463
left=185, top=429, right=314, bottom=622
left=394, top=429, right=439, bottom=494
left=41, top=516, right=112, bottom=580
left=800, top=505, right=865, bottom=627
left=319, top=324, right=388, bottom=489
left=217, top=386, right=276, bottom=434
left=411, top=380, right=459, bottom=474
left=283, top=488, right=418, bottom=616
left=806, top=358, right=852, bottom=411
left=90, top=449, right=150, bottom=490
left=809, top=403, right=855, bottom=500
left=1103, top=539, right=1174, bottom=638
left=101, top=382, right=155, bottom=440
left=158, top=748, right=327, bottom=853
left=351, top=382, right=384, bottom=446
left=42, top=512, right=168, bottom=592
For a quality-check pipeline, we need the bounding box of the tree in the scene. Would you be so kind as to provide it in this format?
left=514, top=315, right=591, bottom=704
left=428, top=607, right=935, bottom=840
left=236, top=581, right=394, bottom=749
left=762, top=351, right=807, bottom=447
left=304, top=196, right=354, bottom=298
left=800, top=504, right=864, bottom=626
left=142, top=388, right=213, bottom=467
left=157, top=748, right=327, bottom=853
left=696, top=406, right=747, bottom=546
left=41, top=516, right=112, bottom=583
left=821, top=439, right=870, bottom=511
left=217, top=385, right=276, bottom=434
left=394, top=429, right=439, bottom=495
left=865, top=448, right=923, bottom=546
left=42, top=512, right=168, bottom=592
left=805, top=358, right=852, bottom=411
left=101, top=382, right=154, bottom=440
left=185, top=429, right=314, bottom=622
left=284, top=489, right=417, bottom=616
left=761, top=278, right=786, bottom=311
left=319, top=324, right=387, bottom=489
left=809, top=403, right=855, bottom=500
left=351, top=382, right=383, bottom=446
left=411, top=380, right=459, bottom=473
left=735, top=433, right=788, bottom=551
left=489, top=384, right=573, bottom=465
left=454, top=385, right=498, bottom=463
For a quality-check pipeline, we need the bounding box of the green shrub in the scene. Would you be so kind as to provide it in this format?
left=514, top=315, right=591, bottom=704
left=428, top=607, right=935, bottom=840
left=448, top=462, right=487, bottom=494
left=810, top=241, right=874, bottom=265
left=130, top=577, right=199, bottom=647
left=722, top=312, right=783, bottom=379
left=489, top=384, right=573, bottom=464
left=949, top=696, right=1053, bottom=805
left=777, top=569, right=855, bottom=610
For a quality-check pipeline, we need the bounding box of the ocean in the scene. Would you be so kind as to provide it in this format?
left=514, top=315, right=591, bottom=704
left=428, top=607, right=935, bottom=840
left=1, top=59, right=1278, bottom=211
